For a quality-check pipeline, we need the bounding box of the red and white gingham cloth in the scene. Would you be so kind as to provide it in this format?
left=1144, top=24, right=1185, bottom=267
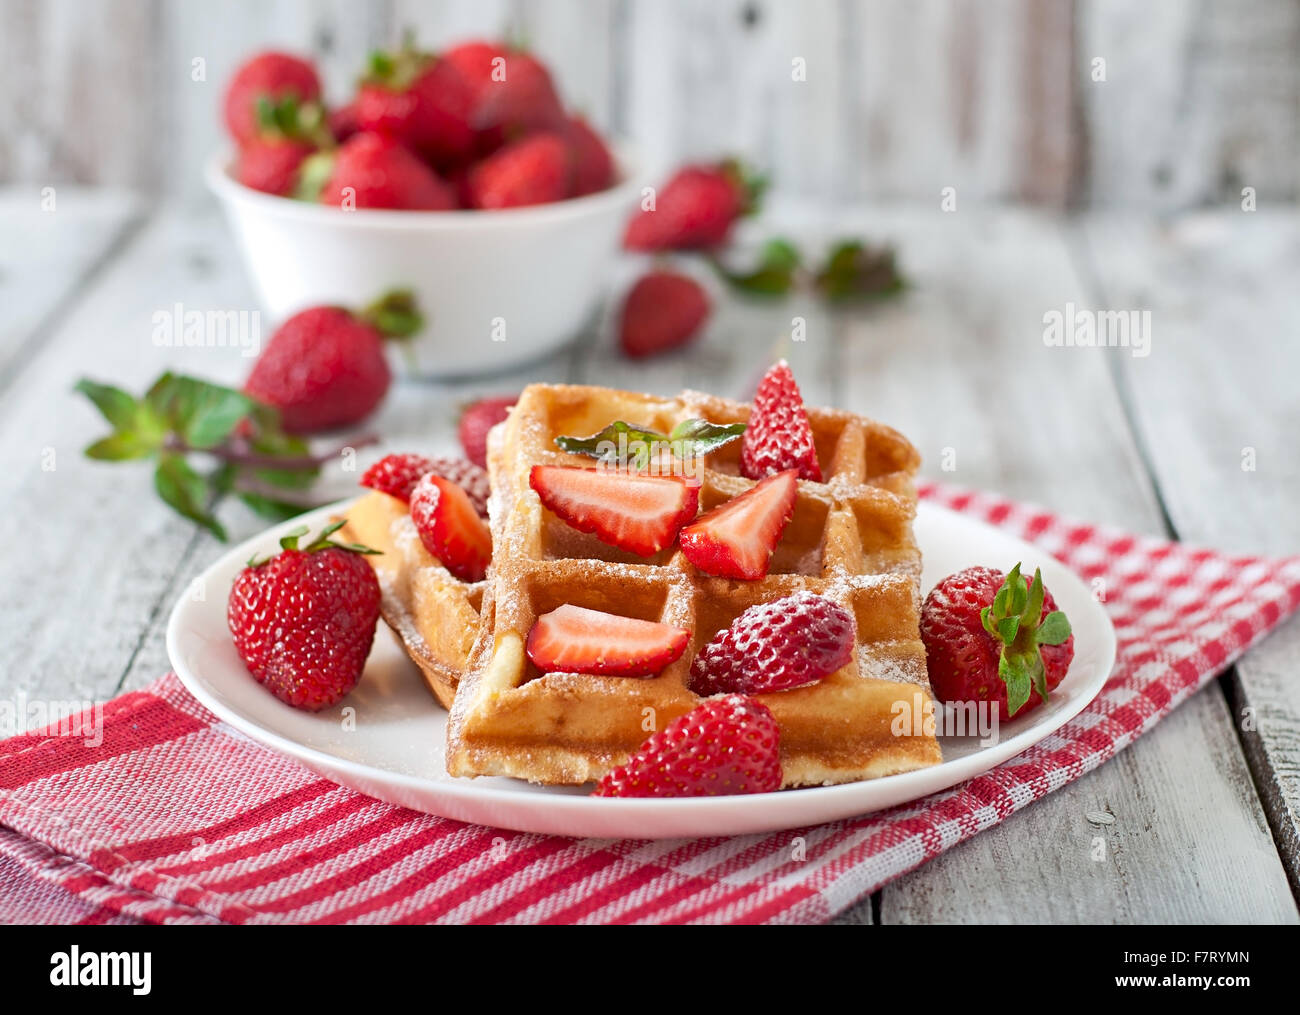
left=3, top=483, right=1299, bottom=924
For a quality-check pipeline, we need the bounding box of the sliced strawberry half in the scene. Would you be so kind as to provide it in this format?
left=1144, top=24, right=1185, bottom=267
left=409, top=473, right=492, bottom=582
left=526, top=604, right=690, bottom=678
left=529, top=465, right=699, bottom=557
left=679, top=469, right=797, bottom=580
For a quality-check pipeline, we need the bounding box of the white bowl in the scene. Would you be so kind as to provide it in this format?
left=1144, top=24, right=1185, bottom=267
left=206, top=148, right=640, bottom=378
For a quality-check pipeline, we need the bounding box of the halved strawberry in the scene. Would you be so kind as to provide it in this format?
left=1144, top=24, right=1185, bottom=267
left=526, top=604, right=689, bottom=678
left=529, top=465, right=699, bottom=557
left=679, top=470, right=797, bottom=580
left=409, top=473, right=492, bottom=582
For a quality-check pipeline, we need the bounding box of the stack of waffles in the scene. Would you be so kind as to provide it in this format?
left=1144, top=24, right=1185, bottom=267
left=351, top=380, right=941, bottom=789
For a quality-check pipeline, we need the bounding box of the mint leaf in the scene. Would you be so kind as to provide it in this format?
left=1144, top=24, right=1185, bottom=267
left=154, top=453, right=224, bottom=540
left=1037, top=611, right=1072, bottom=646
left=815, top=241, right=906, bottom=303
left=146, top=374, right=255, bottom=450
left=556, top=418, right=746, bottom=466
left=75, top=380, right=140, bottom=430
left=667, top=418, right=746, bottom=455
left=709, top=238, right=801, bottom=296
left=85, top=432, right=156, bottom=461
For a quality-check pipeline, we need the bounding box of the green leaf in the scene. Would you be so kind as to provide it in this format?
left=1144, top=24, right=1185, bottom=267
left=238, top=491, right=311, bottom=525
left=293, top=150, right=336, bottom=202
left=74, top=379, right=140, bottom=430
left=709, top=238, right=801, bottom=296
left=814, top=240, right=907, bottom=303
left=146, top=374, right=255, bottom=450
left=1036, top=611, right=1072, bottom=646
left=667, top=418, right=747, bottom=456
left=995, top=616, right=1020, bottom=644
left=1027, top=653, right=1049, bottom=705
left=361, top=289, right=424, bottom=339
left=556, top=418, right=746, bottom=466
left=720, top=158, right=768, bottom=218
left=154, top=454, right=225, bottom=540
left=85, top=432, right=156, bottom=461
left=999, top=652, right=1032, bottom=718
left=1005, top=563, right=1028, bottom=616
left=991, top=584, right=1010, bottom=620
left=1023, top=567, right=1046, bottom=626
left=279, top=524, right=310, bottom=550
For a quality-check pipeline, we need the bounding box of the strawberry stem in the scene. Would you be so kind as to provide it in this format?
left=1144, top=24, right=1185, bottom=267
left=979, top=563, right=1072, bottom=716
left=360, top=289, right=424, bottom=340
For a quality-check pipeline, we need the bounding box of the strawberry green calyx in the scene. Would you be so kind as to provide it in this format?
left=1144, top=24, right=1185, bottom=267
left=363, top=34, right=431, bottom=91
left=292, top=150, right=335, bottom=202
left=720, top=158, right=767, bottom=218
left=254, top=93, right=331, bottom=148
left=360, top=289, right=424, bottom=340
left=980, top=563, right=1073, bottom=717
left=248, top=519, right=381, bottom=568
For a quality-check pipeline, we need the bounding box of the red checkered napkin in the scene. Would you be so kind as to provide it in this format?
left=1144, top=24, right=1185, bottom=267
left=3, top=483, right=1298, bottom=924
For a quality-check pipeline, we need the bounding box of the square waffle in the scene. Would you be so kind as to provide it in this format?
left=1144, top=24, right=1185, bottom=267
left=341, top=491, right=485, bottom=710
left=446, top=382, right=943, bottom=788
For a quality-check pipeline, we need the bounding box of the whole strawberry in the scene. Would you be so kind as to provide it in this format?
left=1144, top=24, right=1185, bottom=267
left=921, top=564, right=1074, bottom=721
left=317, top=132, right=457, bottom=210
left=234, top=136, right=316, bottom=196
left=562, top=115, right=615, bottom=196
left=466, top=133, right=572, bottom=209
left=623, top=161, right=763, bottom=252
left=244, top=290, right=422, bottom=433
left=223, top=51, right=322, bottom=146
left=227, top=521, right=381, bottom=711
left=740, top=360, right=822, bottom=482
left=442, top=41, right=565, bottom=153
left=689, top=591, right=855, bottom=696
left=361, top=452, right=490, bottom=517
left=594, top=695, right=781, bottom=797
left=355, top=44, right=476, bottom=167
left=619, top=270, right=710, bottom=359
left=458, top=395, right=517, bottom=468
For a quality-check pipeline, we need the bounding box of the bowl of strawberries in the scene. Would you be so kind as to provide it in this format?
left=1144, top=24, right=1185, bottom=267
left=208, top=38, right=638, bottom=378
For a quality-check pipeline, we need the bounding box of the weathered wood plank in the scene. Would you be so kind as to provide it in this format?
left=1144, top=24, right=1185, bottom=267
left=1079, top=0, right=1300, bottom=210
left=0, top=189, right=142, bottom=383
left=1077, top=210, right=1300, bottom=891
left=822, top=206, right=1295, bottom=922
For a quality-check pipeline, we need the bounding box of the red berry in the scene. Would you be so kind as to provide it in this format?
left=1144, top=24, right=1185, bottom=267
left=319, top=132, right=457, bottom=211
left=466, top=134, right=572, bottom=209
left=458, top=395, right=517, bottom=468
left=623, top=162, right=754, bottom=252
left=356, top=52, right=475, bottom=168
left=328, top=102, right=361, bottom=144
left=234, top=137, right=314, bottom=196
left=679, top=470, right=797, bottom=580
left=409, top=473, right=492, bottom=582
left=594, top=695, right=781, bottom=797
left=529, top=465, right=699, bottom=557
left=921, top=565, right=1075, bottom=721
left=360, top=453, right=490, bottom=517
left=227, top=525, right=380, bottom=712
left=442, top=41, right=566, bottom=153
left=244, top=305, right=393, bottom=433
left=741, top=360, right=822, bottom=482
left=223, top=51, right=321, bottom=146
left=562, top=115, right=615, bottom=196
left=618, top=270, right=710, bottom=360
left=526, top=604, right=689, bottom=678
left=689, top=592, right=855, bottom=696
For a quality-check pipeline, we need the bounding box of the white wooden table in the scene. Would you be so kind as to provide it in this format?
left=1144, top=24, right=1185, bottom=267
left=2, top=189, right=1297, bottom=924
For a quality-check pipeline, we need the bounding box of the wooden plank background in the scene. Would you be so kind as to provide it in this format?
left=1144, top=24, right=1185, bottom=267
left=1, top=0, right=1297, bottom=209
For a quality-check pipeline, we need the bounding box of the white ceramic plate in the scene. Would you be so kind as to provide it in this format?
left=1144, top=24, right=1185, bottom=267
left=168, top=499, right=1116, bottom=839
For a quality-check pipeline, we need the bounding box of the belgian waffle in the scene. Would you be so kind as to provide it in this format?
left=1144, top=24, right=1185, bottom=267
left=446, top=382, right=943, bottom=788
left=341, top=491, right=484, bottom=709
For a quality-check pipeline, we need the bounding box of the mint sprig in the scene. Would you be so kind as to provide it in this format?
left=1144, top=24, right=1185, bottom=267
left=814, top=241, right=906, bottom=303
left=707, top=238, right=802, bottom=296
left=980, top=563, right=1073, bottom=717
left=555, top=418, right=745, bottom=467
left=76, top=373, right=377, bottom=540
